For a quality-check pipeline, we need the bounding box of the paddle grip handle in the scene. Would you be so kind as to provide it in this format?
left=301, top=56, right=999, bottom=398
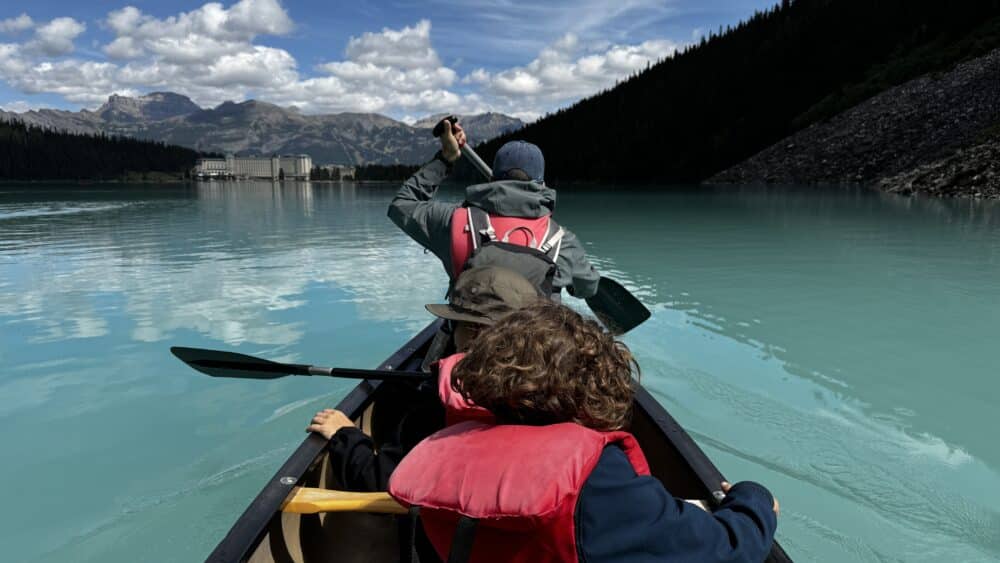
left=432, top=115, right=458, bottom=138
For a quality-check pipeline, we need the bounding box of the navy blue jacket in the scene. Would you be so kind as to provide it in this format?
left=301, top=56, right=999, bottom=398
left=329, top=429, right=777, bottom=562
left=578, top=446, right=776, bottom=563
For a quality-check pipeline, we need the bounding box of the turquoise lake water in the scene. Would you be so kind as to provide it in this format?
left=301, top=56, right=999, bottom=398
left=1, top=181, right=998, bottom=562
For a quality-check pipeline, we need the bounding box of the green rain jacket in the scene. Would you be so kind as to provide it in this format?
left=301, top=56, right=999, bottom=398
left=387, top=156, right=600, bottom=298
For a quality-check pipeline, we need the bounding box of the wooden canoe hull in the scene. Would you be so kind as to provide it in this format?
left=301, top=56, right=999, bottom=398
left=208, top=320, right=792, bottom=562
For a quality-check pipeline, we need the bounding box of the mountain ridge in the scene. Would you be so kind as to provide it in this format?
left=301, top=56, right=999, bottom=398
left=0, top=93, right=523, bottom=165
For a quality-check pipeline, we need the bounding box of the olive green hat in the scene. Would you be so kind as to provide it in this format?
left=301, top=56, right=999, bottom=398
left=425, top=266, right=543, bottom=325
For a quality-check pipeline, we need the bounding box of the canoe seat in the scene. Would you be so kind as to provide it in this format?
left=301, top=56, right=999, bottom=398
left=281, top=486, right=407, bottom=515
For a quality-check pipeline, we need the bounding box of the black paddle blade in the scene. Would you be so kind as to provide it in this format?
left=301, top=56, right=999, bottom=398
left=585, top=277, right=652, bottom=336
left=170, top=346, right=307, bottom=379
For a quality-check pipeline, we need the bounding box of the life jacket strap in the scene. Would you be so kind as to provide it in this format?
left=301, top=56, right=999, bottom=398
left=539, top=226, right=564, bottom=255
left=447, top=516, right=479, bottom=563
left=398, top=505, right=421, bottom=563
left=398, top=505, right=478, bottom=563
left=467, top=207, right=496, bottom=249
left=500, top=225, right=538, bottom=248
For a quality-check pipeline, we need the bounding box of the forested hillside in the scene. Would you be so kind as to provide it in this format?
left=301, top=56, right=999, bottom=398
left=468, top=0, right=1000, bottom=184
left=0, top=120, right=204, bottom=180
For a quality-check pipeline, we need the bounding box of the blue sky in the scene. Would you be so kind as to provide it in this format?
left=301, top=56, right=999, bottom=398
left=0, top=0, right=776, bottom=121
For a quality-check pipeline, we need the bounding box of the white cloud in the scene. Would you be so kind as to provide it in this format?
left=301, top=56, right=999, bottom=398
left=0, top=14, right=34, bottom=33
left=1, top=99, right=41, bottom=113
left=0, top=3, right=682, bottom=121
left=28, top=17, right=86, bottom=56
left=103, top=36, right=143, bottom=59
left=102, top=0, right=293, bottom=63
left=0, top=43, right=28, bottom=76
left=470, top=32, right=679, bottom=110
left=265, top=19, right=480, bottom=116
left=344, top=20, right=441, bottom=70
left=15, top=60, right=125, bottom=104
left=200, top=46, right=298, bottom=88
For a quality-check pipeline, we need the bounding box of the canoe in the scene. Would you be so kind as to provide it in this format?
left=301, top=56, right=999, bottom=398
left=207, top=320, right=793, bottom=562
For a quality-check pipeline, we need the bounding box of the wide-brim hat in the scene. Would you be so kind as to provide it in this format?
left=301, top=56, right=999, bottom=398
left=425, top=266, right=542, bottom=325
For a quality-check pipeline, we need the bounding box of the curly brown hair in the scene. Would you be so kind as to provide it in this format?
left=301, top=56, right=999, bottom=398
left=451, top=300, right=639, bottom=431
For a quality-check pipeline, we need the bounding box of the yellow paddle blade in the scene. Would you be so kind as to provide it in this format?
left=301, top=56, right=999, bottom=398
left=281, top=487, right=408, bottom=515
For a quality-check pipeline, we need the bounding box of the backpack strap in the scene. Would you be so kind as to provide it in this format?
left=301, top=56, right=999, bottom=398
left=538, top=218, right=565, bottom=262
left=466, top=206, right=496, bottom=250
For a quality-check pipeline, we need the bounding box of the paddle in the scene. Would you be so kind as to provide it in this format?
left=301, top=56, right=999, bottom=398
left=433, top=116, right=652, bottom=335
left=585, top=277, right=651, bottom=335
left=170, top=346, right=430, bottom=383
left=282, top=487, right=407, bottom=515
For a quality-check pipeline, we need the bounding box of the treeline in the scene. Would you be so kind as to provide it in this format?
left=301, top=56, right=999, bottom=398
left=310, top=166, right=341, bottom=181
left=309, top=164, right=418, bottom=181
left=468, top=0, right=1000, bottom=184
left=0, top=119, right=206, bottom=180
left=354, top=163, right=419, bottom=181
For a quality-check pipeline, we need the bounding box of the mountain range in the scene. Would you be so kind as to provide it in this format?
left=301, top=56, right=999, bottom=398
left=0, top=92, right=523, bottom=165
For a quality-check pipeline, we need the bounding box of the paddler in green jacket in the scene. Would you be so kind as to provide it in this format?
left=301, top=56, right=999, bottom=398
left=388, top=120, right=600, bottom=298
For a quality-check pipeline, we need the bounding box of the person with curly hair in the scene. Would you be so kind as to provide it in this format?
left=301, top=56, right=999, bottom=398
left=389, top=301, right=779, bottom=563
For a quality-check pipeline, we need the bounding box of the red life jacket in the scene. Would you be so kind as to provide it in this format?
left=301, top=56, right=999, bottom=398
left=435, top=353, right=495, bottom=426
left=389, top=420, right=650, bottom=563
left=449, top=206, right=564, bottom=279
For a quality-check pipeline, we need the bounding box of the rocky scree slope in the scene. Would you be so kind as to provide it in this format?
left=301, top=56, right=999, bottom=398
left=709, top=49, right=1000, bottom=198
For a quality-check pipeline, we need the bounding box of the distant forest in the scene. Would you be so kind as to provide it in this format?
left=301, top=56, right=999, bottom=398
left=353, top=164, right=420, bottom=181
left=310, top=163, right=419, bottom=181
left=0, top=119, right=204, bottom=180
left=465, top=0, right=1000, bottom=184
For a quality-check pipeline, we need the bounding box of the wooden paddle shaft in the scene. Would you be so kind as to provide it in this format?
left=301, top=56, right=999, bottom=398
left=282, top=487, right=407, bottom=515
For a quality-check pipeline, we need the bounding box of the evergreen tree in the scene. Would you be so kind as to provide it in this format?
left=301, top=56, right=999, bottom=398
left=354, top=164, right=420, bottom=181
left=467, top=0, right=1000, bottom=184
left=0, top=119, right=208, bottom=180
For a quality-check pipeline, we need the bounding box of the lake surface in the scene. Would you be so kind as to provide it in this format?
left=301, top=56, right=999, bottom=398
left=1, top=181, right=998, bottom=562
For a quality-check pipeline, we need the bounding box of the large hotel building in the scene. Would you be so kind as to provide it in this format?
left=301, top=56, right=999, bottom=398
left=195, top=155, right=312, bottom=180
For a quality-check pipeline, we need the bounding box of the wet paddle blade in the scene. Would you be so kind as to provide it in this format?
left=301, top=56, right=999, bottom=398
left=170, top=346, right=307, bottom=379
left=170, top=346, right=431, bottom=382
left=585, top=277, right=651, bottom=335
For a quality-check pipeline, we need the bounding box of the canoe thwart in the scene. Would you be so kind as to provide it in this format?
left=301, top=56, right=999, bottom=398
left=281, top=486, right=408, bottom=515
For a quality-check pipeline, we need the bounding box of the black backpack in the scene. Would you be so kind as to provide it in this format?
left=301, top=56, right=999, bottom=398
left=461, top=206, right=565, bottom=296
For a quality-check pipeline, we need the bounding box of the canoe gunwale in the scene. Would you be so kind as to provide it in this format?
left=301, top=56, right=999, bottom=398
left=205, top=320, right=443, bottom=563
left=633, top=386, right=793, bottom=562
left=206, top=317, right=791, bottom=563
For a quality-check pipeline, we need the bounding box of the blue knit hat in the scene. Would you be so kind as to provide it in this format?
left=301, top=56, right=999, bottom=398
left=492, top=141, right=544, bottom=182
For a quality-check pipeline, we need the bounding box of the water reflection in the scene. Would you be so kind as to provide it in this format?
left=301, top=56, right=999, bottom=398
left=0, top=182, right=449, bottom=349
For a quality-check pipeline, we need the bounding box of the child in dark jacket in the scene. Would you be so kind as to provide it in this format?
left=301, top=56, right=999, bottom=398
left=306, top=266, right=545, bottom=491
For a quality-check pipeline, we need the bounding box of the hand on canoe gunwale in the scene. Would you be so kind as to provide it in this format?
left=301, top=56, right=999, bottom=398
left=306, top=409, right=355, bottom=440
left=724, top=480, right=780, bottom=516
left=438, top=120, right=466, bottom=162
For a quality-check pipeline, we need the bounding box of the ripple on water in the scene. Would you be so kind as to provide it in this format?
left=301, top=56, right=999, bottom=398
left=631, top=308, right=1000, bottom=562
left=0, top=202, right=134, bottom=220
